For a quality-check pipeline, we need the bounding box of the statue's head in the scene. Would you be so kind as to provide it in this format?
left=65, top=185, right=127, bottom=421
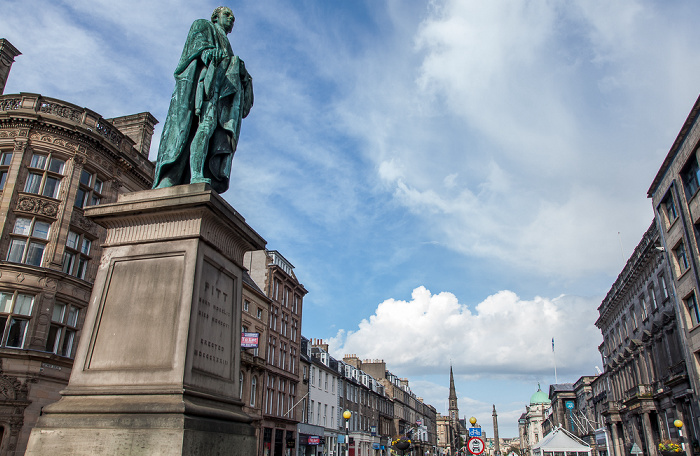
left=211, top=6, right=235, bottom=33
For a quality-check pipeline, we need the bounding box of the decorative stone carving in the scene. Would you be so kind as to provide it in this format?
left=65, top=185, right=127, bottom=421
left=0, top=98, right=21, bottom=111
left=70, top=211, right=99, bottom=237
left=95, top=119, right=122, bottom=147
left=39, top=101, right=82, bottom=123
left=16, top=195, right=59, bottom=218
left=29, top=133, right=79, bottom=151
left=15, top=273, right=24, bottom=283
left=40, top=276, right=57, bottom=291
left=13, top=139, right=27, bottom=154
left=0, top=129, right=20, bottom=138
left=0, top=377, right=17, bottom=400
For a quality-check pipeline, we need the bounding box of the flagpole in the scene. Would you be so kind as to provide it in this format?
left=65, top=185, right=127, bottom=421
left=552, top=337, right=558, bottom=384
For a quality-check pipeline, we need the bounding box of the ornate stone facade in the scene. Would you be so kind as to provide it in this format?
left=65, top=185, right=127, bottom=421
left=0, top=90, right=154, bottom=455
left=595, top=222, right=696, bottom=456
left=648, top=93, right=700, bottom=455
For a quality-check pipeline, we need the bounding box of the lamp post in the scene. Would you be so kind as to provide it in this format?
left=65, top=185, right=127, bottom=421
left=468, top=417, right=477, bottom=456
left=343, top=410, right=352, bottom=456
left=674, top=420, right=685, bottom=452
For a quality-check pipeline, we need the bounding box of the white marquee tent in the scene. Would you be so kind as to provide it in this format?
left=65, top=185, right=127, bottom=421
left=532, top=427, right=592, bottom=456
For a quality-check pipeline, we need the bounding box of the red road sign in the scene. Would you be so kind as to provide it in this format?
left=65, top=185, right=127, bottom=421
left=468, top=437, right=485, bottom=455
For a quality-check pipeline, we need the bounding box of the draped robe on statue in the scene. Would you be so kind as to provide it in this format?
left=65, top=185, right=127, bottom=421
left=153, top=18, right=253, bottom=194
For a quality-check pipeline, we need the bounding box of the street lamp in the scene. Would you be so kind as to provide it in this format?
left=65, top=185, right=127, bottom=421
left=343, top=410, right=352, bottom=456
left=674, top=420, right=685, bottom=452
left=468, top=417, right=477, bottom=456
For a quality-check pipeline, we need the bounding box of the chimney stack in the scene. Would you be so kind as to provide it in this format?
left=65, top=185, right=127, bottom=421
left=108, top=112, right=159, bottom=158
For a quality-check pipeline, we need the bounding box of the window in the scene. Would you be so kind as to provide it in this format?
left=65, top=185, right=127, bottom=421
left=74, top=169, right=103, bottom=209
left=682, top=154, right=700, bottom=199
left=660, top=274, right=670, bottom=300
left=239, top=372, right=244, bottom=398
left=45, top=302, right=79, bottom=357
left=662, top=193, right=678, bottom=225
left=7, top=217, right=51, bottom=266
left=640, top=296, right=648, bottom=320
left=686, top=293, right=700, bottom=327
left=674, top=242, right=690, bottom=273
left=649, top=285, right=658, bottom=310
left=0, top=152, right=12, bottom=191
left=62, top=230, right=92, bottom=280
left=243, top=299, right=249, bottom=312
left=257, top=307, right=262, bottom=319
left=24, top=153, right=65, bottom=199
left=0, top=292, right=34, bottom=349
left=251, top=376, right=257, bottom=406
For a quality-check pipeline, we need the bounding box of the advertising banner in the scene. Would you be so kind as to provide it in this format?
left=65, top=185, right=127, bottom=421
left=241, top=332, right=259, bottom=348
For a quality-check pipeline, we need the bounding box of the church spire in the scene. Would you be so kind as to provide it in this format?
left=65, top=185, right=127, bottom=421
left=448, top=365, right=459, bottom=425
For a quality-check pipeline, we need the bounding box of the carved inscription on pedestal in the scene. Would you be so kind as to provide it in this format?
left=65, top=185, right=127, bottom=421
left=193, top=259, right=234, bottom=380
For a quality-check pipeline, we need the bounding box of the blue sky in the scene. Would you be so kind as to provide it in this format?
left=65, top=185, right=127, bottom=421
left=4, top=0, right=700, bottom=438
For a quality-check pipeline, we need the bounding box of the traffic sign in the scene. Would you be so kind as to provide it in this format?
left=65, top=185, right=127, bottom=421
left=469, top=427, right=482, bottom=437
left=468, top=437, right=485, bottom=455
left=565, top=401, right=575, bottom=410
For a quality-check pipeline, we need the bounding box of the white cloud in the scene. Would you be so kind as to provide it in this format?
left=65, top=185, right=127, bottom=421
left=328, top=0, right=700, bottom=281
left=329, top=286, right=602, bottom=377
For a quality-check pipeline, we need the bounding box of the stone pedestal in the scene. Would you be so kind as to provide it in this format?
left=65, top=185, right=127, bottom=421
left=25, top=184, right=266, bottom=455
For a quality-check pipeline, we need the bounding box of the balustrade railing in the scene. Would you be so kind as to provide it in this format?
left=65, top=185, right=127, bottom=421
left=0, top=93, right=123, bottom=148
left=623, top=383, right=652, bottom=401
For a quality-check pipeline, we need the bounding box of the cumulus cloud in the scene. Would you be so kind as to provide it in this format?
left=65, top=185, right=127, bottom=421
left=329, top=286, right=602, bottom=378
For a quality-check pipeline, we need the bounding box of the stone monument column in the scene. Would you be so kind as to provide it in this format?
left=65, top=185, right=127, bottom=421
left=492, top=405, right=500, bottom=456
left=25, top=184, right=266, bottom=455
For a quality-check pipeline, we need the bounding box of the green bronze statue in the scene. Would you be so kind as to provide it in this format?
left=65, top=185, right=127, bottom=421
left=153, top=6, right=253, bottom=194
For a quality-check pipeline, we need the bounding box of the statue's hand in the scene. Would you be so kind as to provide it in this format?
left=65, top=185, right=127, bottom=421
left=214, top=49, right=228, bottom=64
left=202, top=49, right=214, bottom=65
left=203, top=49, right=227, bottom=65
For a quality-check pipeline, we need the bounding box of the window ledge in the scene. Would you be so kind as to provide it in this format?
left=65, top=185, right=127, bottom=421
left=670, top=215, right=679, bottom=227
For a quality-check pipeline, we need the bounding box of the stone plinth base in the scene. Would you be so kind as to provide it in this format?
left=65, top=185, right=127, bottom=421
left=25, top=184, right=265, bottom=455
left=25, top=410, right=255, bottom=455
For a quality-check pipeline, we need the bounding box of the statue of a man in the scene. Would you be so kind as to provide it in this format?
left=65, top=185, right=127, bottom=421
left=153, top=6, right=253, bottom=194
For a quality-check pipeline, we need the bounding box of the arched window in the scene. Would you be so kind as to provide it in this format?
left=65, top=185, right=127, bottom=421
left=251, top=376, right=257, bottom=407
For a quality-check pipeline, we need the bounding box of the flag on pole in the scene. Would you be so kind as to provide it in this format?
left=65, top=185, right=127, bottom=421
left=552, top=338, right=555, bottom=352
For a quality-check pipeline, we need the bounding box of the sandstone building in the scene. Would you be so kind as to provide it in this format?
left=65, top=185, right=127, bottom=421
left=595, top=222, right=696, bottom=456
left=0, top=39, right=155, bottom=455
left=245, top=249, right=307, bottom=456
left=519, top=385, right=551, bottom=456
left=241, top=271, right=273, bottom=453
left=648, top=94, right=700, bottom=441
